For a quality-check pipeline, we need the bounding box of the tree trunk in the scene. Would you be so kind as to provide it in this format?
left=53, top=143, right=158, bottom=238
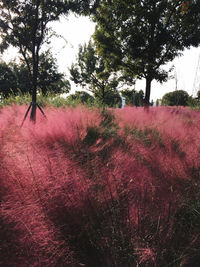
left=30, top=0, right=39, bottom=122
left=30, top=83, right=37, bottom=122
left=102, top=84, right=105, bottom=107
left=30, top=52, right=39, bottom=122
left=144, top=76, right=152, bottom=106
left=30, top=60, right=38, bottom=122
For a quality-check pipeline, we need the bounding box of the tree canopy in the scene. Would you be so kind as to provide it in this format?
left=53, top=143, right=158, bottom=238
left=67, top=91, right=94, bottom=104
left=69, top=41, right=124, bottom=106
left=34, top=51, right=70, bottom=96
left=0, top=61, right=17, bottom=98
left=121, top=89, right=144, bottom=107
left=92, top=0, right=200, bottom=104
left=161, top=90, right=189, bottom=106
left=0, top=52, right=70, bottom=98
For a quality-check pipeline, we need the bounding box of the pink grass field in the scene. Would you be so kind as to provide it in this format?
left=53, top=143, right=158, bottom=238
left=1, top=105, right=200, bottom=267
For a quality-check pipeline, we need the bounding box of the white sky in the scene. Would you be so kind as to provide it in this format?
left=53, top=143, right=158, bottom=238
left=1, top=13, right=200, bottom=101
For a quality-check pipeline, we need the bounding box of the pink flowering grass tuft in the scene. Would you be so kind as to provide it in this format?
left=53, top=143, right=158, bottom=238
left=1, top=105, right=200, bottom=266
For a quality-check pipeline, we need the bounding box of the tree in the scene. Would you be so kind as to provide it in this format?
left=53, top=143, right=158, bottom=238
left=121, top=88, right=144, bottom=106
left=69, top=41, right=128, bottom=106
left=197, top=90, right=200, bottom=100
left=12, top=51, right=70, bottom=96
left=0, top=52, right=70, bottom=98
left=95, top=88, right=121, bottom=107
left=93, top=0, right=200, bottom=105
left=71, top=0, right=101, bottom=15
left=0, top=61, right=17, bottom=98
left=156, top=99, right=162, bottom=106
left=0, top=0, right=78, bottom=121
left=11, top=63, right=30, bottom=96
left=67, top=91, right=94, bottom=104
left=161, top=90, right=189, bottom=106
left=33, top=51, right=70, bottom=96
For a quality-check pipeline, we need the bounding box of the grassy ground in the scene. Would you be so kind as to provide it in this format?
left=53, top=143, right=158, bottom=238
left=0, top=105, right=200, bottom=266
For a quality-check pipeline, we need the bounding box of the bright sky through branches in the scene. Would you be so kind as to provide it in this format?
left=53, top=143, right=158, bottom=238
left=1, top=13, right=200, bottom=101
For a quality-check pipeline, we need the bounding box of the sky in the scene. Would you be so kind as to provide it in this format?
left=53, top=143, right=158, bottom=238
left=1, top=13, right=200, bottom=102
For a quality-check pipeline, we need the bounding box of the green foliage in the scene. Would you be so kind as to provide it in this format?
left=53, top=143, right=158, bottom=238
left=67, top=91, right=94, bottom=104
left=37, top=93, right=68, bottom=108
left=0, top=91, right=119, bottom=109
left=0, top=61, right=18, bottom=98
left=197, top=90, right=200, bottom=100
left=95, top=88, right=122, bottom=107
left=69, top=41, right=123, bottom=107
left=186, top=90, right=200, bottom=109
left=0, top=52, right=70, bottom=99
left=0, top=0, right=70, bottom=76
left=187, top=96, right=199, bottom=108
left=93, top=0, right=200, bottom=103
left=83, top=109, right=120, bottom=149
left=121, top=88, right=144, bottom=106
left=13, top=51, right=70, bottom=96
left=124, top=125, right=164, bottom=148
left=71, top=0, right=101, bottom=15
left=35, top=51, right=71, bottom=95
left=0, top=92, right=69, bottom=108
left=162, top=90, right=189, bottom=106
left=1, top=92, right=31, bottom=106
left=11, top=63, right=30, bottom=95
left=83, top=126, right=100, bottom=146
left=156, top=99, right=162, bottom=106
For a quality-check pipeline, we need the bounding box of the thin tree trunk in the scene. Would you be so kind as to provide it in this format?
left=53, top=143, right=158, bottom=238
left=101, top=83, right=105, bottom=109
left=30, top=54, right=38, bottom=122
left=30, top=0, right=40, bottom=122
left=30, top=81, right=37, bottom=121
left=102, top=86, right=105, bottom=105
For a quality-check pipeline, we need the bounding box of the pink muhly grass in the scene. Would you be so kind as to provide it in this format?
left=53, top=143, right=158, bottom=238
left=115, top=106, right=200, bottom=182
left=1, top=105, right=200, bottom=266
left=1, top=198, right=75, bottom=266
left=112, top=106, right=200, bottom=263
left=0, top=105, right=101, bottom=266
